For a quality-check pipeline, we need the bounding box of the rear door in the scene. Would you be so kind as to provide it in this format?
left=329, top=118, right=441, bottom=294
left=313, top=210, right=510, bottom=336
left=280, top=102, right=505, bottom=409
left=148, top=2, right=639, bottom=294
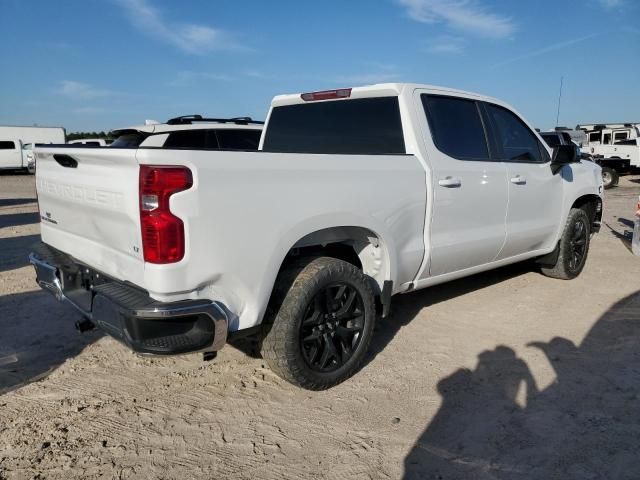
left=34, top=147, right=144, bottom=285
left=482, top=102, right=562, bottom=259
left=418, top=93, right=508, bottom=277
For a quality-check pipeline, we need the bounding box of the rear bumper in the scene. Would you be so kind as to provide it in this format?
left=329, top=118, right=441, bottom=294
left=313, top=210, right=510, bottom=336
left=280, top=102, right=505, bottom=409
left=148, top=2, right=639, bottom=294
left=29, top=243, right=228, bottom=355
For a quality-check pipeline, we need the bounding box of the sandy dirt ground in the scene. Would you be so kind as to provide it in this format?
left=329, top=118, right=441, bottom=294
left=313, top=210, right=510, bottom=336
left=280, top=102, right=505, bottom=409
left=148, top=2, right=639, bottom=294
left=1, top=171, right=639, bottom=479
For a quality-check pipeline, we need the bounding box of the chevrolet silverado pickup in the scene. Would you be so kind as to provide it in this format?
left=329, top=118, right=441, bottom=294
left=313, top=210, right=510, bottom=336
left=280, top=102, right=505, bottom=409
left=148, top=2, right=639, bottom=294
left=30, top=84, right=603, bottom=390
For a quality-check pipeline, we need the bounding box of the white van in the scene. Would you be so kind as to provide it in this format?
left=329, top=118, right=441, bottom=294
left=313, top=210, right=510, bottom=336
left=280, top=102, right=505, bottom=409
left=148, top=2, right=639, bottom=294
left=0, top=126, right=65, bottom=173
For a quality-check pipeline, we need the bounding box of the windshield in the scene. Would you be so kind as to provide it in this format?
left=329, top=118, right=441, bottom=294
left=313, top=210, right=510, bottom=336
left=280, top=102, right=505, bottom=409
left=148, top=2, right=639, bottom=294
left=540, top=133, right=561, bottom=148
left=110, top=132, right=148, bottom=148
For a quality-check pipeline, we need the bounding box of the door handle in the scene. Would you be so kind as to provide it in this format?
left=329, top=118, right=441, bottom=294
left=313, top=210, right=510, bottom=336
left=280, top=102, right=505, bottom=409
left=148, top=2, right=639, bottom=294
left=438, top=176, right=462, bottom=188
left=510, top=175, right=526, bottom=185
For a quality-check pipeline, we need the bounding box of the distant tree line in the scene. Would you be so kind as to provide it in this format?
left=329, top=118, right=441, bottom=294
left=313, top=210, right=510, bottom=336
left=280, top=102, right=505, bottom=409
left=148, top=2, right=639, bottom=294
left=66, top=131, right=112, bottom=141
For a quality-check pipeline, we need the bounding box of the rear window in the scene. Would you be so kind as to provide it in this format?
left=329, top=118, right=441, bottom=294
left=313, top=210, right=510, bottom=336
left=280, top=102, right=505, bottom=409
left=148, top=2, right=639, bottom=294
left=0, top=141, right=16, bottom=150
left=216, top=129, right=261, bottom=150
left=262, top=97, right=405, bottom=154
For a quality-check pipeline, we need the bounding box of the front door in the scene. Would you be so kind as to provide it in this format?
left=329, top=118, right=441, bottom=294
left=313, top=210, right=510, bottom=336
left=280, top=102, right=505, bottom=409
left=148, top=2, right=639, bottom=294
left=417, top=93, right=508, bottom=278
left=482, top=103, right=563, bottom=259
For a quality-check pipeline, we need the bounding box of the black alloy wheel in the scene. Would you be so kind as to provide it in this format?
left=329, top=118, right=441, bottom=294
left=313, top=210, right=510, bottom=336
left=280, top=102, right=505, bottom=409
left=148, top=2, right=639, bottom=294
left=568, top=217, right=588, bottom=272
left=300, top=283, right=365, bottom=372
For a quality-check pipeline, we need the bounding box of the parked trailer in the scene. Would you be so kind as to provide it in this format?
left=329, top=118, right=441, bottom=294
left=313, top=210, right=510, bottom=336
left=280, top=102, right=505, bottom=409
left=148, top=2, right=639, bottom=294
left=0, top=125, right=66, bottom=173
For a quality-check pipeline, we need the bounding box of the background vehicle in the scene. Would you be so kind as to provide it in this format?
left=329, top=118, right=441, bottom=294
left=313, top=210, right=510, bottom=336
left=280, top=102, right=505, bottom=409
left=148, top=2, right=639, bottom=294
left=0, top=125, right=65, bottom=172
left=30, top=84, right=602, bottom=389
left=109, top=115, right=264, bottom=150
left=575, top=123, right=640, bottom=189
left=67, top=138, right=112, bottom=146
left=540, top=130, right=580, bottom=150
left=539, top=129, right=616, bottom=186
left=577, top=122, right=640, bottom=146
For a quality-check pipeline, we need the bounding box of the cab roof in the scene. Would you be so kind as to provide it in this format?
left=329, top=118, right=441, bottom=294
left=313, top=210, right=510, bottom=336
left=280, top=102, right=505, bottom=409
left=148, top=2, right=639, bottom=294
left=271, top=83, right=504, bottom=107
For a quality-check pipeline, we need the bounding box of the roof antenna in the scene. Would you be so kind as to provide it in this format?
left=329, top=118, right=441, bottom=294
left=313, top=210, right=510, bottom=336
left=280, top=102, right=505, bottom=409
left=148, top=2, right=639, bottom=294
left=555, top=76, right=563, bottom=127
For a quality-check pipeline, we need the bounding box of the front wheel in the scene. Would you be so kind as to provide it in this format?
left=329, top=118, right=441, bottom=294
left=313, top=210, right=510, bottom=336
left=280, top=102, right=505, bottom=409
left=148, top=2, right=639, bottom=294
left=541, top=208, right=591, bottom=280
left=261, top=257, right=376, bottom=390
left=601, top=167, right=619, bottom=189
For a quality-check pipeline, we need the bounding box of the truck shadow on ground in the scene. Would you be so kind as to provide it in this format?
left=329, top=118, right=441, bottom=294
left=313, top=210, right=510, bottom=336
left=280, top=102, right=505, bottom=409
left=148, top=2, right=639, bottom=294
left=401, top=290, right=640, bottom=480
left=0, top=290, right=101, bottom=396
left=0, top=198, right=37, bottom=208
left=367, top=262, right=532, bottom=366
left=0, top=234, right=41, bottom=272
left=603, top=218, right=633, bottom=251
left=0, top=212, right=40, bottom=229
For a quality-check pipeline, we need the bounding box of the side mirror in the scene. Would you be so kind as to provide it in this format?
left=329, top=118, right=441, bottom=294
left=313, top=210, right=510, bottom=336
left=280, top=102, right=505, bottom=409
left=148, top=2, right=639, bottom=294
left=551, top=144, right=577, bottom=173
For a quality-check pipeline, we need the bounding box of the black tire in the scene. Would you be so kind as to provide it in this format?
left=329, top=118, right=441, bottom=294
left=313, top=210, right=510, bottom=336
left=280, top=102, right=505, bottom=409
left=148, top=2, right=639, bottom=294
left=541, top=208, right=591, bottom=280
left=261, top=257, right=376, bottom=390
left=601, top=167, right=618, bottom=189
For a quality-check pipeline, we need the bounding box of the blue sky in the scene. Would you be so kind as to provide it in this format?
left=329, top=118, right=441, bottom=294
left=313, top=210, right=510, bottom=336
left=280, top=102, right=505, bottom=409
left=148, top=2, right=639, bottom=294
left=1, top=0, right=638, bottom=132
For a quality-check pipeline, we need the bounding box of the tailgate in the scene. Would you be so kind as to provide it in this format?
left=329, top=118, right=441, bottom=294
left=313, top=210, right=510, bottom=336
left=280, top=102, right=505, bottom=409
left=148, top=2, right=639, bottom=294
left=34, top=147, right=144, bottom=285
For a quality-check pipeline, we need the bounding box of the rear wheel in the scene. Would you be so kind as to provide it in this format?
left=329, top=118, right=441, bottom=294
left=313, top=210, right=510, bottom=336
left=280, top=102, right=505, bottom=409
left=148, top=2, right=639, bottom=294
left=541, top=208, right=591, bottom=280
left=601, top=167, right=619, bottom=189
left=261, top=257, right=376, bottom=390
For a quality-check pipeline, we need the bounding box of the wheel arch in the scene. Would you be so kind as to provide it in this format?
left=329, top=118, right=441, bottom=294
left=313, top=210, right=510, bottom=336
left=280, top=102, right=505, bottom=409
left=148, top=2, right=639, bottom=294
left=571, top=193, right=603, bottom=229
left=280, top=225, right=394, bottom=295
left=258, top=223, right=398, bottom=328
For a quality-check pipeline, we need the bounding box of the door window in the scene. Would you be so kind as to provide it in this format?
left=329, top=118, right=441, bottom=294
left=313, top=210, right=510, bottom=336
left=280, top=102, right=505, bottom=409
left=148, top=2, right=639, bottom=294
left=614, top=131, right=629, bottom=142
left=0, top=141, right=16, bottom=150
left=484, top=104, right=543, bottom=163
left=603, top=133, right=612, bottom=145
left=421, top=95, right=490, bottom=161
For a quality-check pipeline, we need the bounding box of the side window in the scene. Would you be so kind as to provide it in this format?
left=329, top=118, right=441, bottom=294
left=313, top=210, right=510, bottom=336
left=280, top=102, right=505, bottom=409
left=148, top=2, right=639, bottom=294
left=421, top=95, right=490, bottom=161
left=603, top=133, right=612, bottom=145
left=163, top=129, right=218, bottom=149
left=588, top=132, right=601, bottom=143
left=216, top=129, right=261, bottom=151
left=613, top=131, right=628, bottom=142
left=484, top=104, right=542, bottom=163
left=0, top=141, right=16, bottom=150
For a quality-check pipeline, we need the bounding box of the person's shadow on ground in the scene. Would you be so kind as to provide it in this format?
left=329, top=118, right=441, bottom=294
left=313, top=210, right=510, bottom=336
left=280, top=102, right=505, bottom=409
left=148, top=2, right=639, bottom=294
left=403, top=290, right=640, bottom=480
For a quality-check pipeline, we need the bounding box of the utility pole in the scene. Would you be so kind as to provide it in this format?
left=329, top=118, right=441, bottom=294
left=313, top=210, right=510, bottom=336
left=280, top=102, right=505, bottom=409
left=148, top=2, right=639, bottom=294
left=555, top=76, right=563, bottom=128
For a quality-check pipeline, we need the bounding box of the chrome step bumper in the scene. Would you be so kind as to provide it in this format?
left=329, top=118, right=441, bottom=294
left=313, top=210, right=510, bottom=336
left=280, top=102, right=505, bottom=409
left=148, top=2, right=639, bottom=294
left=29, top=244, right=228, bottom=355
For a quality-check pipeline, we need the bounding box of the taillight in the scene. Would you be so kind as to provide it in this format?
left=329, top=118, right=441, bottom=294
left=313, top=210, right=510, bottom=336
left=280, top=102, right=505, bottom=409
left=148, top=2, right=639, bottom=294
left=139, top=165, right=193, bottom=264
left=301, top=88, right=352, bottom=101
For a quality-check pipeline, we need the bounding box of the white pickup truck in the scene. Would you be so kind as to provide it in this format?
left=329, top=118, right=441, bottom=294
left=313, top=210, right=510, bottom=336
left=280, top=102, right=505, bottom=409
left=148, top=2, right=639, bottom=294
left=583, top=138, right=640, bottom=188
left=30, top=84, right=603, bottom=389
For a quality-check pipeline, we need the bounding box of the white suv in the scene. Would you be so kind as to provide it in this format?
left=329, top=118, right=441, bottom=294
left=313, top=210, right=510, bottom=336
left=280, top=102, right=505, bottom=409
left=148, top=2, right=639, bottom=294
left=110, top=115, right=263, bottom=150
